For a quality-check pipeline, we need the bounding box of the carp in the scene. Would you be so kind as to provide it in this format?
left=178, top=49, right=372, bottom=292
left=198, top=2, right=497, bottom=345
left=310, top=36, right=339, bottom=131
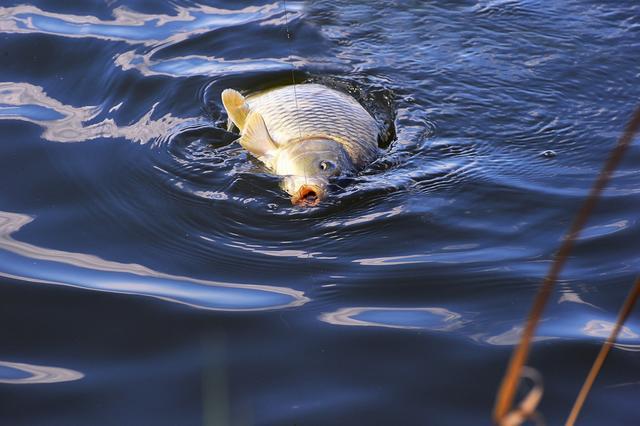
left=222, top=83, right=380, bottom=205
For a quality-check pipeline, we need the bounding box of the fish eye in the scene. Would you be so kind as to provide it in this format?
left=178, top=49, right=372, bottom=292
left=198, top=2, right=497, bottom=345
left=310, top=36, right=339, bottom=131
left=319, top=160, right=335, bottom=171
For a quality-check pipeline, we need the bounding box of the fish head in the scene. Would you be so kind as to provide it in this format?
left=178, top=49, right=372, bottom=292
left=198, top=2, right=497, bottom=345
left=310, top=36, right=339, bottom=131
left=275, top=139, right=354, bottom=206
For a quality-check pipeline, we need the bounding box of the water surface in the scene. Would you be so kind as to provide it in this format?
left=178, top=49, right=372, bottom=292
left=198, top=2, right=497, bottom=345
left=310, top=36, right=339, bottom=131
left=1, top=0, right=639, bottom=424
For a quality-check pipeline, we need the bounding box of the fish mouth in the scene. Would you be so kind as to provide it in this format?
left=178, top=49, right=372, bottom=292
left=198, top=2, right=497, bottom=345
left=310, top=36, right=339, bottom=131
left=291, top=184, right=323, bottom=206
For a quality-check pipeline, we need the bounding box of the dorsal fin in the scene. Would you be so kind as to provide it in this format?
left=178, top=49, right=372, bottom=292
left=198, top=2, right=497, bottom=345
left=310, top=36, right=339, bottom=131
left=238, top=111, right=277, bottom=160
left=221, top=88, right=250, bottom=131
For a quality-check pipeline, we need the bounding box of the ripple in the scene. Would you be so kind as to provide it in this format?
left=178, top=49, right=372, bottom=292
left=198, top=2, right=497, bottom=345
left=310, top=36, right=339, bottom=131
left=578, top=219, right=631, bottom=240
left=0, top=360, right=83, bottom=384
left=0, top=3, right=311, bottom=81
left=353, top=246, right=531, bottom=266
left=0, top=3, right=297, bottom=46
left=223, top=239, right=337, bottom=260
left=0, top=82, right=194, bottom=144
left=582, top=319, right=639, bottom=340
left=0, top=211, right=308, bottom=311
left=154, top=75, right=400, bottom=211
left=322, top=206, right=404, bottom=227
left=320, top=307, right=465, bottom=331
left=116, top=52, right=310, bottom=78
left=480, top=325, right=557, bottom=346
left=479, top=315, right=640, bottom=350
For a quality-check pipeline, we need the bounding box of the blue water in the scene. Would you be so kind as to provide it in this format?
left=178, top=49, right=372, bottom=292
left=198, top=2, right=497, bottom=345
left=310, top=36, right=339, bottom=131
left=0, top=1, right=639, bottom=424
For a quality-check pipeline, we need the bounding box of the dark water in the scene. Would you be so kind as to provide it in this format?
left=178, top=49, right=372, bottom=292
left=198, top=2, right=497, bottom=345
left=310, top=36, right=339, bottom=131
left=1, top=0, right=639, bottom=424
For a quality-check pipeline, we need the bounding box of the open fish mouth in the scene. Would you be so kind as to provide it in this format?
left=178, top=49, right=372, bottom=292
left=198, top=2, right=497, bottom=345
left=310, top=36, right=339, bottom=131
left=291, top=184, right=323, bottom=206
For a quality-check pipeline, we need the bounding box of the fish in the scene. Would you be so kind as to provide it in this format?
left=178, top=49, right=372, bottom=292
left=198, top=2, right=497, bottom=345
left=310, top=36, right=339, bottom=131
left=221, top=83, right=380, bottom=206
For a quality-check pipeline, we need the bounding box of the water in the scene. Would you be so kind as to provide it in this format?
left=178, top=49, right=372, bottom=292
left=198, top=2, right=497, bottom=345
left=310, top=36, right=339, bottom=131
left=1, top=0, right=639, bottom=424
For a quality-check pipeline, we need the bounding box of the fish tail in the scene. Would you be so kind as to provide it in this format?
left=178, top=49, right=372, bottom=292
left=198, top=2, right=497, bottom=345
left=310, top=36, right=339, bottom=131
left=221, top=89, right=250, bottom=131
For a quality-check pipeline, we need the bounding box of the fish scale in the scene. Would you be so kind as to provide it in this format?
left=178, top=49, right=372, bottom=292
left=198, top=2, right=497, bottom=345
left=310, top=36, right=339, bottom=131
left=245, top=84, right=379, bottom=167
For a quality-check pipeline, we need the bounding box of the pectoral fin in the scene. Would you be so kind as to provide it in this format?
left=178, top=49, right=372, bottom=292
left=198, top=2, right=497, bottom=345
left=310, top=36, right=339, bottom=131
left=221, top=88, right=250, bottom=131
left=239, top=111, right=277, bottom=160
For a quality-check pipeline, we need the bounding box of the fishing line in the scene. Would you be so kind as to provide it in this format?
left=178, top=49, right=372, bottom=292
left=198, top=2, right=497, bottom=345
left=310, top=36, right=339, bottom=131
left=282, top=0, right=308, bottom=189
left=281, top=0, right=303, bottom=141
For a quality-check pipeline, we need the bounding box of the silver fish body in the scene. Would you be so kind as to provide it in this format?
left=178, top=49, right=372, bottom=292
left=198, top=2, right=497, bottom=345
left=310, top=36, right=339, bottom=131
left=244, top=84, right=379, bottom=166
left=222, top=83, right=380, bottom=205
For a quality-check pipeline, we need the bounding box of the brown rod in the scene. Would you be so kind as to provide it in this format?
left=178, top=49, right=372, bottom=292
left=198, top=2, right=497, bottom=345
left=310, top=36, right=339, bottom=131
left=565, top=277, right=640, bottom=426
left=493, top=105, right=640, bottom=424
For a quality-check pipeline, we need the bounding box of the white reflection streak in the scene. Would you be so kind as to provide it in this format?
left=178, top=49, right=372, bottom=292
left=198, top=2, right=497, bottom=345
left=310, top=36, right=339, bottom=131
left=114, top=52, right=307, bottom=78
left=477, top=320, right=640, bottom=348
left=0, top=360, right=83, bottom=384
left=353, top=254, right=429, bottom=266
left=558, top=291, right=601, bottom=310
left=223, top=240, right=336, bottom=260
left=0, top=3, right=307, bottom=78
left=580, top=320, right=640, bottom=351
left=0, top=3, right=283, bottom=45
left=577, top=219, right=630, bottom=240
left=480, top=326, right=556, bottom=346
left=0, top=82, right=189, bottom=143
left=323, top=206, right=404, bottom=227
left=319, top=307, right=462, bottom=330
left=583, top=320, right=639, bottom=339
left=354, top=246, right=529, bottom=266
left=0, top=211, right=309, bottom=311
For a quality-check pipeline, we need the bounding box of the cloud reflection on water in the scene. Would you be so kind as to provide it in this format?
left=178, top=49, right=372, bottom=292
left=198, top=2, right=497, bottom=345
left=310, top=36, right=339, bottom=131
left=0, top=360, right=83, bottom=384
left=114, top=52, right=306, bottom=78
left=0, top=3, right=295, bottom=45
left=0, top=211, right=308, bottom=311
left=477, top=317, right=640, bottom=351
left=320, top=307, right=465, bottom=331
left=0, top=82, right=193, bottom=144
left=322, top=305, right=640, bottom=352
left=0, top=3, right=306, bottom=78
